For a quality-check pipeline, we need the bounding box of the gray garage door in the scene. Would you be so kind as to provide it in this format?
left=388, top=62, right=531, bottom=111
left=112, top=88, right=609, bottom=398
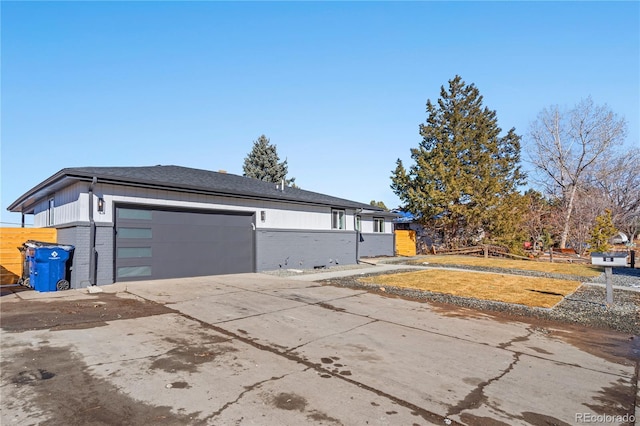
left=115, top=206, right=255, bottom=282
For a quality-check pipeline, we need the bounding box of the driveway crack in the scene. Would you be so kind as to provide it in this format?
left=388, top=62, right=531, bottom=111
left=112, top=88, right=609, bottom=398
left=177, top=312, right=462, bottom=425
left=448, top=351, right=522, bottom=419
left=206, top=373, right=289, bottom=421
left=446, top=328, right=533, bottom=419
left=285, top=319, right=379, bottom=353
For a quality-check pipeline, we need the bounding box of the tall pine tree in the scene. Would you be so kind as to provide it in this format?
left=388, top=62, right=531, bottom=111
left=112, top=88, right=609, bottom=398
left=243, top=135, right=295, bottom=185
left=391, top=76, right=526, bottom=248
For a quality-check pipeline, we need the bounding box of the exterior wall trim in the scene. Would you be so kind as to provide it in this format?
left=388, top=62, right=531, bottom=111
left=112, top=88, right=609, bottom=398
left=255, top=228, right=357, bottom=234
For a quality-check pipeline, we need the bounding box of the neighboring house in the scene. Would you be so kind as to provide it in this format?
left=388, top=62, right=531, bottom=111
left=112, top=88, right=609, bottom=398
left=8, top=166, right=397, bottom=288
left=392, top=210, right=439, bottom=254
left=612, top=232, right=629, bottom=245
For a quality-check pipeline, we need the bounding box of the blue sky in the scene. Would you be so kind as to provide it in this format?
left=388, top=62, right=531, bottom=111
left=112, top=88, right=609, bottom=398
left=2, top=1, right=638, bottom=225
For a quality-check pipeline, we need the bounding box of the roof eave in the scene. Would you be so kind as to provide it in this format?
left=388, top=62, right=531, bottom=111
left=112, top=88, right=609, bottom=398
left=359, top=209, right=400, bottom=218
left=7, top=169, right=80, bottom=213
left=8, top=168, right=375, bottom=213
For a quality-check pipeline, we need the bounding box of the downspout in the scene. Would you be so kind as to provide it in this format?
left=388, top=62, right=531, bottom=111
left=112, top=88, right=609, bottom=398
left=88, top=177, right=97, bottom=286
left=354, top=209, right=362, bottom=264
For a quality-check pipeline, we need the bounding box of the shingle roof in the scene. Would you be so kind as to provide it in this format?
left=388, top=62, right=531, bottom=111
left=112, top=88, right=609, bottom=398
left=8, top=165, right=380, bottom=212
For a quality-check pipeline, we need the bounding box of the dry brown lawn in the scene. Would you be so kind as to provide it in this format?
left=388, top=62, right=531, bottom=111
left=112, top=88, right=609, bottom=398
left=412, top=255, right=601, bottom=278
left=359, top=269, right=582, bottom=308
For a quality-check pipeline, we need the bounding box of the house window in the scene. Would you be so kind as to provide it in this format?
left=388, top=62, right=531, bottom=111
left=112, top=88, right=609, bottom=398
left=332, top=209, right=345, bottom=230
left=373, top=218, right=385, bottom=233
left=47, top=198, right=55, bottom=226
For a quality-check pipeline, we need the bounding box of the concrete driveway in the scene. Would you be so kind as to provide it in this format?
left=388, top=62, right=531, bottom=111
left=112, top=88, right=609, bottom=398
left=1, top=272, right=638, bottom=425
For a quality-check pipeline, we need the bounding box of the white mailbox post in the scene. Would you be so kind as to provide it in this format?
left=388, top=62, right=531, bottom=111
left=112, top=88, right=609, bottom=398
left=590, top=252, right=628, bottom=305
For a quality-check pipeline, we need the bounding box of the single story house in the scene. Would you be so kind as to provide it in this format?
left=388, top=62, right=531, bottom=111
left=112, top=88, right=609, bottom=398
left=8, top=165, right=397, bottom=288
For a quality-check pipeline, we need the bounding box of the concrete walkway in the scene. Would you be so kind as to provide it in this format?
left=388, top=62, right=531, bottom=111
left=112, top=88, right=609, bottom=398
left=2, top=272, right=637, bottom=425
left=285, top=263, right=427, bottom=281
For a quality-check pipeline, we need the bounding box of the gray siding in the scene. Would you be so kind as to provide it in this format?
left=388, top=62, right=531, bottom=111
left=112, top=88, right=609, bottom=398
left=56, top=224, right=395, bottom=286
left=359, top=233, right=395, bottom=258
left=96, top=225, right=114, bottom=285
left=256, top=230, right=357, bottom=271
left=55, top=223, right=114, bottom=288
left=56, top=225, right=89, bottom=289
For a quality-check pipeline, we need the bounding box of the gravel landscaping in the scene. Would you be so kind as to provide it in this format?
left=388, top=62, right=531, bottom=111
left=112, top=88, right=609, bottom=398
left=265, top=262, right=640, bottom=334
left=332, top=272, right=639, bottom=335
left=586, top=267, right=640, bottom=288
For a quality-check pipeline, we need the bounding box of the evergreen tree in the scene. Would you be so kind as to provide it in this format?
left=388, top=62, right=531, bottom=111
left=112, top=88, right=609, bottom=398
left=391, top=76, right=526, bottom=248
left=243, top=135, right=295, bottom=185
left=369, top=200, right=389, bottom=211
left=588, top=209, right=617, bottom=253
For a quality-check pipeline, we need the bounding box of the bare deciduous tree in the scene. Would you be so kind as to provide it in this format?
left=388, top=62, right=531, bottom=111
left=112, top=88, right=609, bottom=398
left=591, top=148, right=640, bottom=242
left=521, top=190, right=552, bottom=252
left=567, top=186, right=608, bottom=255
left=527, top=97, right=627, bottom=248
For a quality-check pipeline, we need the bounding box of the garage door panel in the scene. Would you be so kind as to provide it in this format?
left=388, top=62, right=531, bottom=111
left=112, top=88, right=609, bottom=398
left=150, top=210, right=251, bottom=226
left=151, top=224, right=251, bottom=244
left=115, top=206, right=255, bottom=282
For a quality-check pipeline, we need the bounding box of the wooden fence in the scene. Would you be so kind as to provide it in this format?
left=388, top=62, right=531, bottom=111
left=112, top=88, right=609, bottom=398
left=0, top=228, right=57, bottom=284
left=435, top=245, right=508, bottom=257
left=395, top=230, right=417, bottom=257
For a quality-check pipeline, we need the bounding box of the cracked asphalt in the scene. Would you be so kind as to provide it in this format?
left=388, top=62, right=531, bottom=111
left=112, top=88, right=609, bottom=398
left=1, top=272, right=638, bottom=425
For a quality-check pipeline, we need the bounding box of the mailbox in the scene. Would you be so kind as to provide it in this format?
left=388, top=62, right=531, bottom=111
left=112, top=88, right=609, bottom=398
left=590, top=252, right=628, bottom=267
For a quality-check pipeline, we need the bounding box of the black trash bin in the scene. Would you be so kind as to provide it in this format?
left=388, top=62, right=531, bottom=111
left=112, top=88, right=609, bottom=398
left=17, top=245, right=30, bottom=287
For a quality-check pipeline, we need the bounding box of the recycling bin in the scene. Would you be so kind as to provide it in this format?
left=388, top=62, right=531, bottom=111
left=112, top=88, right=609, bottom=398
left=28, top=243, right=74, bottom=292
left=19, top=240, right=56, bottom=288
